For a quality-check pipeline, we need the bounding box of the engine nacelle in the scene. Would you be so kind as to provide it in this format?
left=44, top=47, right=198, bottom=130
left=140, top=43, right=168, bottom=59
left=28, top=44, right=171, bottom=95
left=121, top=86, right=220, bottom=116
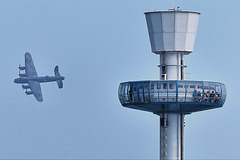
left=22, top=85, right=30, bottom=89
left=25, top=91, right=33, bottom=95
left=19, top=73, right=27, bottom=77
left=19, top=66, right=25, bottom=70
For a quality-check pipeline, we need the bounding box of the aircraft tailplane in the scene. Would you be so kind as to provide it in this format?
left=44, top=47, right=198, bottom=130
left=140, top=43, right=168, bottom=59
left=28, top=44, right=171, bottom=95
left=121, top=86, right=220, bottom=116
left=54, top=66, right=63, bottom=88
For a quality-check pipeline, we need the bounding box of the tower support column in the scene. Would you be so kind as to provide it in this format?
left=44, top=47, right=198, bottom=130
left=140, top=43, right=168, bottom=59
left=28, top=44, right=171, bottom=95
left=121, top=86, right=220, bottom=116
left=159, top=52, right=185, bottom=81
left=160, top=113, right=184, bottom=160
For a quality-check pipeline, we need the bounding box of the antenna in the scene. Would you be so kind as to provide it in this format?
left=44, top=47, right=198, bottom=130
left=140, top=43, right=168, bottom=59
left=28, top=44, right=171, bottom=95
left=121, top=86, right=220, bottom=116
left=168, top=0, right=175, bottom=9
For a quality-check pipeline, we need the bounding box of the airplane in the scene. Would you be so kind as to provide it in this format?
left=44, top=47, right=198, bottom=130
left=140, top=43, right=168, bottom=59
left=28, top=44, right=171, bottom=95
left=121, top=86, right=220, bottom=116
left=14, top=52, right=65, bottom=102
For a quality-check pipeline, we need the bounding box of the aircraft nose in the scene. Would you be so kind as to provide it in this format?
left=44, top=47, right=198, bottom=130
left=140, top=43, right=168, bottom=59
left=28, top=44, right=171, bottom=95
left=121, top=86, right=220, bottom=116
left=37, top=97, right=43, bottom=102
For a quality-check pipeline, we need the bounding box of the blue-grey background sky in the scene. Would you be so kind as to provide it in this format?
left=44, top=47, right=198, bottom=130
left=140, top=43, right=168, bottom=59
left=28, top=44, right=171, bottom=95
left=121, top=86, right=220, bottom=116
left=0, top=0, right=239, bottom=159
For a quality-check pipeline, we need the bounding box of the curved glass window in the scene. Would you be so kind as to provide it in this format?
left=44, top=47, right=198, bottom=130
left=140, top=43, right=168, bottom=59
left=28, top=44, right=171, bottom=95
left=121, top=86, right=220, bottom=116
left=138, top=82, right=144, bottom=103
left=118, top=83, right=129, bottom=104
left=215, top=83, right=221, bottom=104
left=168, top=82, right=176, bottom=102
left=144, top=82, right=150, bottom=102
left=150, top=81, right=159, bottom=102
left=186, top=81, right=194, bottom=102
left=194, top=81, right=203, bottom=102
left=178, top=81, right=186, bottom=102
left=221, top=84, right=227, bottom=104
left=159, top=82, right=168, bottom=102
left=209, top=82, right=216, bottom=103
left=119, top=80, right=227, bottom=107
left=203, top=82, right=209, bottom=103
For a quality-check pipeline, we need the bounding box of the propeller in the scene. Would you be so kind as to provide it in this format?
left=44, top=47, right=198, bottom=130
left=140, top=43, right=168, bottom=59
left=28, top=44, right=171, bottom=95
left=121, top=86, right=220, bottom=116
left=25, top=88, right=29, bottom=93
left=18, top=64, right=23, bottom=75
left=21, top=85, right=25, bottom=91
left=18, top=64, right=25, bottom=71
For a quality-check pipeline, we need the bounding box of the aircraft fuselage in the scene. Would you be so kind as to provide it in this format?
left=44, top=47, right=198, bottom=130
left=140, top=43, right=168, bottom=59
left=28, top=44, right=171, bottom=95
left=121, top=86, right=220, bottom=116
left=14, top=76, right=64, bottom=84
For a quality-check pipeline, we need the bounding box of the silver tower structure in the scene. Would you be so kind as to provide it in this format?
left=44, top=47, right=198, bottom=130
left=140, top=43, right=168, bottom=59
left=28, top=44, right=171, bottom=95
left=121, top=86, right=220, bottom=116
left=118, top=8, right=227, bottom=160
left=146, top=9, right=199, bottom=159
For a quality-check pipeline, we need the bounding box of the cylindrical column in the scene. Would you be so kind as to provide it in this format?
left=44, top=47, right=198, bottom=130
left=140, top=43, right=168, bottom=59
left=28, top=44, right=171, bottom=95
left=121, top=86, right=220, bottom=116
left=160, top=113, right=167, bottom=159
left=160, top=52, right=184, bottom=80
left=160, top=113, right=184, bottom=160
left=159, top=51, right=184, bottom=160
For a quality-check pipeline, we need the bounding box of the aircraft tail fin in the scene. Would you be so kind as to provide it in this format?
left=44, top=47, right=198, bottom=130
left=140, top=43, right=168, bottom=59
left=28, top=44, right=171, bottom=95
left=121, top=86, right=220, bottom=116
left=54, top=66, right=63, bottom=89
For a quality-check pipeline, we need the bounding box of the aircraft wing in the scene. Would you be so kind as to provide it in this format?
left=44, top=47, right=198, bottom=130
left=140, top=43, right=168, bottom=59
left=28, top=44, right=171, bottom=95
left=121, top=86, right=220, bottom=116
left=28, top=81, right=43, bottom=102
left=25, top=52, right=38, bottom=77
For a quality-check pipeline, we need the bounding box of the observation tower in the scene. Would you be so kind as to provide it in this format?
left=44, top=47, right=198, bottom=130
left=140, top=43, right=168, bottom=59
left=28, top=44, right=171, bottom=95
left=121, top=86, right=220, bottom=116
left=118, top=8, right=227, bottom=160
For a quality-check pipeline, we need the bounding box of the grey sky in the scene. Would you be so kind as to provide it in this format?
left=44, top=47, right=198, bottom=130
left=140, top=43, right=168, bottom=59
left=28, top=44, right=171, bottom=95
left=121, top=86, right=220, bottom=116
left=0, top=0, right=239, bottom=159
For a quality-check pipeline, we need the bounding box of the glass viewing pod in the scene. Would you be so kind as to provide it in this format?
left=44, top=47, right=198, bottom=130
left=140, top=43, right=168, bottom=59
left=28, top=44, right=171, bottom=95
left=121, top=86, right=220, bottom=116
left=118, top=80, right=227, bottom=114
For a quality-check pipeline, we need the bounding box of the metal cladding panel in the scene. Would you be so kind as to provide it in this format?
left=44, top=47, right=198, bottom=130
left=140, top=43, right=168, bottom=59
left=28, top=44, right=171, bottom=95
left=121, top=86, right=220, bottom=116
left=151, top=13, right=162, bottom=33
left=145, top=14, right=155, bottom=52
left=152, top=13, right=164, bottom=51
left=175, top=33, right=187, bottom=50
left=145, top=13, right=164, bottom=52
left=187, top=13, right=199, bottom=33
left=162, top=12, right=175, bottom=50
left=175, top=13, right=188, bottom=50
left=145, top=11, right=200, bottom=53
left=162, top=12, right=175, bottom=32
left=185, top=13, right=199, bottom=51
left=175, top=12, right=188, bottom=32
left=163, top=32, right=175, bottom=50
left=185, top=33, right=196, bottom=51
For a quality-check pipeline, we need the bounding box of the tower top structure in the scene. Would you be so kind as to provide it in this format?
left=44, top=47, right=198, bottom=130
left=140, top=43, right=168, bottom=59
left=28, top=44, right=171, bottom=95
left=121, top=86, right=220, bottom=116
left=145, top=10, right=200, bottom=54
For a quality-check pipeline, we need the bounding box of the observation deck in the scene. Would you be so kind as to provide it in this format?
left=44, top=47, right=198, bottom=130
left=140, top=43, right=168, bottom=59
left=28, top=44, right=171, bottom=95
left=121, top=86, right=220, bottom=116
left=118, top=80, right=227, bottom=114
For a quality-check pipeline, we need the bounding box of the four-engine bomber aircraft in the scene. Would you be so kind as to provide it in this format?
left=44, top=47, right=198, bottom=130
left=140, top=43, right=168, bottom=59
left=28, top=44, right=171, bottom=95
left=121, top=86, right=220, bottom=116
left=14, top=52, right=65, bottom=102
